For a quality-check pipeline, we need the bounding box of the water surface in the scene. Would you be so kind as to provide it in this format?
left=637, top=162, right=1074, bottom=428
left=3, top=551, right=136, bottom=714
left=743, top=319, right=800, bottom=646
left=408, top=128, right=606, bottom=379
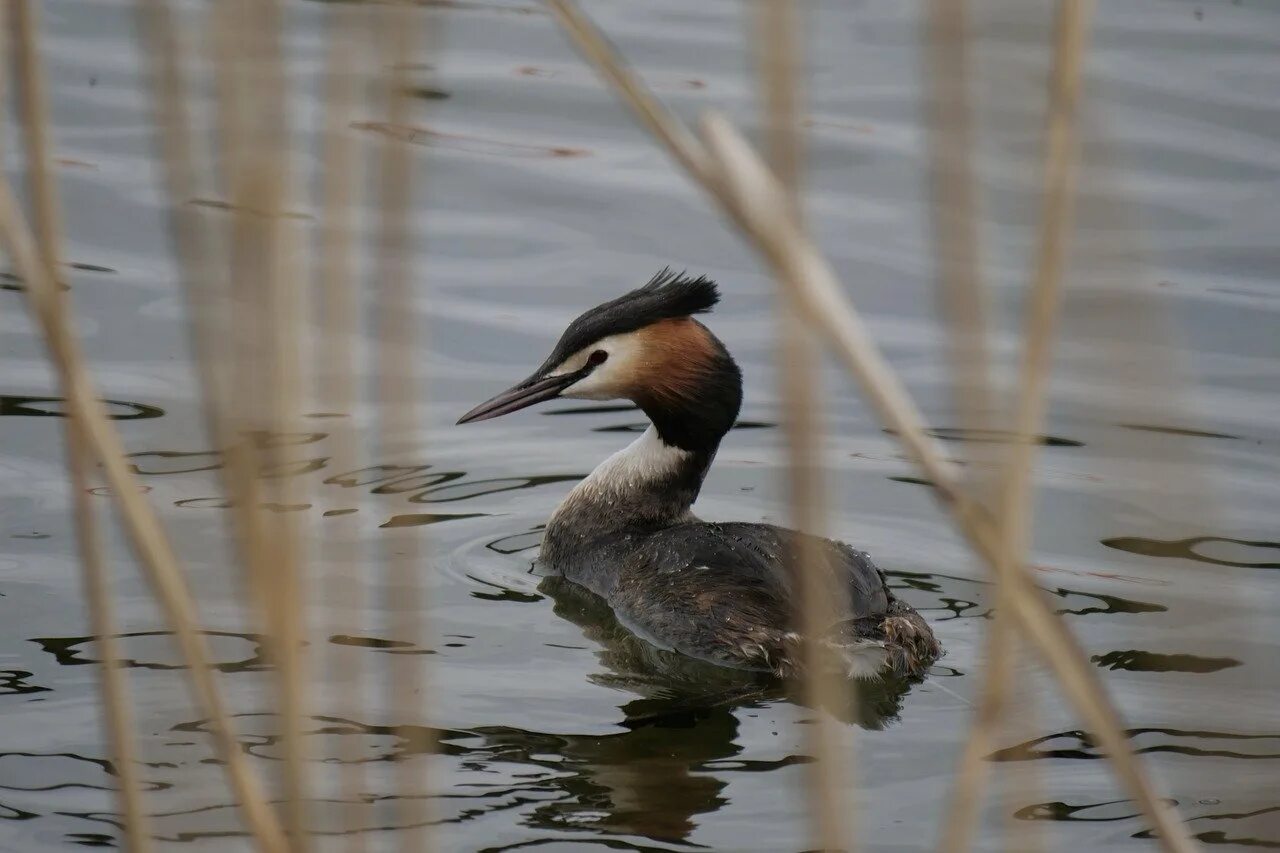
left=1, top=0, right=1278, bottom=850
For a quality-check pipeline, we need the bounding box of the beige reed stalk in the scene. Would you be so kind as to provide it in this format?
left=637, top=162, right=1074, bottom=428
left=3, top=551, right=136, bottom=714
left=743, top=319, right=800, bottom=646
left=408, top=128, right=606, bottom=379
left=209, top=1, right=312, bottom=846
left=941, top=1, right=1097, bottom=849
left=8, top=3, right=151, bottom=849
left=371, top=3, right=434, bottom=848
left=129, top=10, right=294, bottom=848
left=924, top=0, right=993, bottom=441
left=754, top=0, right=853, bottom=849
left=318, top=5, right=370, bottom=851
left=544, top=2, right=1195, bottom=849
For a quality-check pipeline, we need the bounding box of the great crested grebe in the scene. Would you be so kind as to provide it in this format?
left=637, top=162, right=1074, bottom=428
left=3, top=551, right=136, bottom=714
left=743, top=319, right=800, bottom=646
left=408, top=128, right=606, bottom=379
left=458, top=270, right=941, bottom=680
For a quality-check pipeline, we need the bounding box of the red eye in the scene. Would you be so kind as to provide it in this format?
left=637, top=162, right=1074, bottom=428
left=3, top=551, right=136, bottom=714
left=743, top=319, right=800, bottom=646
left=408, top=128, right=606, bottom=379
left=588, top=350, right=608, bottom=367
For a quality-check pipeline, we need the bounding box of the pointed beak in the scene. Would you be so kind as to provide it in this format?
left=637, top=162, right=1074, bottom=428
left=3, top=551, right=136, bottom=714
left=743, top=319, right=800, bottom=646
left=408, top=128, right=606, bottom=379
left=456, top=371, right=581, bottom=425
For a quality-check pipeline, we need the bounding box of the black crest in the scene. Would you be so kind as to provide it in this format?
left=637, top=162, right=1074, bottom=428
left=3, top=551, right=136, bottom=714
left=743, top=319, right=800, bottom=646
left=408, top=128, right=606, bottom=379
left=537, top=269, right=720, bottom=372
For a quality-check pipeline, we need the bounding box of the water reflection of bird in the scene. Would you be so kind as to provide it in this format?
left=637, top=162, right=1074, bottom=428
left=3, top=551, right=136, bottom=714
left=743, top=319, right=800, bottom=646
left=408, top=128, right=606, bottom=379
left=459, top=271, right=941, bottom=680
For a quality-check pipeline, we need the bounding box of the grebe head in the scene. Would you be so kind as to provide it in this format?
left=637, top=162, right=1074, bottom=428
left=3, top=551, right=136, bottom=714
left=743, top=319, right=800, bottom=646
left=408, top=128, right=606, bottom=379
left=457, top=269, right=742, bottom=454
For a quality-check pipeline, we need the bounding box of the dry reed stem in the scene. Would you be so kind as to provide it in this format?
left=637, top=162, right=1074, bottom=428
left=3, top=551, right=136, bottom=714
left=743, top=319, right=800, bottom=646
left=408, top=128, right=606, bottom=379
left=923, top=0, right=993, bottom=445
left=208, top=1, right=312, bottom=844
left=941, top=1, right=1096, bottom=848
left=754, top=1, right=852, bottom=849
left=0, top=163, right=288, bottom=853
left=544, top=4, right=1195, bottom=849
left=318, top=5, right=369, bottom=851
left=9, top=3, right=151, bottom=849
left=372, top=3, right=433, bottom=848
left=135, top=0, right=234, bottom=448
left=227, top=3, right=311, bottom=844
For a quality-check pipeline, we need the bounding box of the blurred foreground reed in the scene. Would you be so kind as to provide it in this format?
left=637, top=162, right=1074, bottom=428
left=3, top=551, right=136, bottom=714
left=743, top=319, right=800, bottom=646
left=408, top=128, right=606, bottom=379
left=2, top=1, right=1203, bottom=851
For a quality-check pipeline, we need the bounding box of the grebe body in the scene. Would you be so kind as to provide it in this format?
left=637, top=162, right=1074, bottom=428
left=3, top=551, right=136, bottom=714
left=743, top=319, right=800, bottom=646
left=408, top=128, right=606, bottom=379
left=459, top=271, right=940, bottom=679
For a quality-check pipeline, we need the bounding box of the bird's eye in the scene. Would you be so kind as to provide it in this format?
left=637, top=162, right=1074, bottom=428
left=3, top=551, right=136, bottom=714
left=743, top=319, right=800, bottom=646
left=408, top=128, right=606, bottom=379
left=587, top=349, right=608, bottom=367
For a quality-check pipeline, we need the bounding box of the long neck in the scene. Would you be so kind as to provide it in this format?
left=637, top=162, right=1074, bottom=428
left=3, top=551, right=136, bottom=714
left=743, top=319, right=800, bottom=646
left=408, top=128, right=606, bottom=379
left=543, top=345, right=742, bottom=565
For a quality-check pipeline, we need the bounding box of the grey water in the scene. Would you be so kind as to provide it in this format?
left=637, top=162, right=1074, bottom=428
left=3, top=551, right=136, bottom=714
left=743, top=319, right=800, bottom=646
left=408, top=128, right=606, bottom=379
left=1, top=0, right=1278, bottom=850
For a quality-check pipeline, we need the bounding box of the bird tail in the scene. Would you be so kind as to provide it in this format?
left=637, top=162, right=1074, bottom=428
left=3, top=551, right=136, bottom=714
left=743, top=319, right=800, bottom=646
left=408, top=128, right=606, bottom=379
left=822, top=598, right=942, bottom=681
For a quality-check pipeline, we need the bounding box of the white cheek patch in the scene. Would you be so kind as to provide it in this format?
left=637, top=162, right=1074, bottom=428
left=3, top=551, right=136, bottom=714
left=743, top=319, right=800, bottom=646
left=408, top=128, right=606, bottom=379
left=553, top=333, right=641, bottom=401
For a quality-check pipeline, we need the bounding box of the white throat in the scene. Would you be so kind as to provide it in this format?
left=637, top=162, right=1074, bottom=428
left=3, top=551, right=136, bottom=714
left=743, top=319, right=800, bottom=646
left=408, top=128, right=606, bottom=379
left=549, top=426, right=695, bottom=524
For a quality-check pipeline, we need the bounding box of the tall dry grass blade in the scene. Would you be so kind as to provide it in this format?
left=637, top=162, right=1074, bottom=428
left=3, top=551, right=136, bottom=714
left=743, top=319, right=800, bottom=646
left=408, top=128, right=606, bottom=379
left=941, top=1, right=1096, bottom=849
left=134, top=0, right=235, bottom=452
left=371, top=3, right=433, bottom=847
left=753, top=1, right=852, bottom=849
left=318, top=4, right=369, bottom=850
left=923, top=0, right=994, bottom=451
left=542, top=5, right=1195, bottom=847
left=210, top=1, right=311, bottom=845
left=9, top=3, right=151, bottom=849
left=0, top=170, right=288, bottom=853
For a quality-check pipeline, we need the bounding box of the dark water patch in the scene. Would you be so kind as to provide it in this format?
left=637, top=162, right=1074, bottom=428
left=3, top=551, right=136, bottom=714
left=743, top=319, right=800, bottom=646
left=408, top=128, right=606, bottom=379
left=885, top=426, right=1084, bottom=447
left=889, top=475, right=934, bottom=487
left=173, top=497, right=233, bottom=509
left=542, top=403, right=639, bottom=415
left=1133, top=805, right=1280, bottom=849
left=1119, top=423, right=1241, bottom=440
left=1103, top=536, right=1280, bottom=570
left=0, top=670, right=51, bottom=696
left=381, top=512, right=486, bottom=529
left=1048, top=587, right=1167, bottom=617
left=410, top=87, right=450, bottom=100
left=328, top=635, right=435, bottom=656
left=1091, top=649, right=1241, bottom=674
left=485, top=527, right=544, bottom=555
left=304, top=411, right=348, bottom=419
left=66, top=832, right=115, bottom=847
left=10, top=532, right=51, bottom=540
left=992, top=728, right=1280, bottom=763
left=32, top=631, right=269, bottom=673
left=0, top=395, right=163, bottom=421
left=126, top=450, right=221, bottom=475
left=351, top=121, right=587, bottom=158
left=1015, top=798, right=1174, bottom=823
left=67, top=262, right=116, bottom=274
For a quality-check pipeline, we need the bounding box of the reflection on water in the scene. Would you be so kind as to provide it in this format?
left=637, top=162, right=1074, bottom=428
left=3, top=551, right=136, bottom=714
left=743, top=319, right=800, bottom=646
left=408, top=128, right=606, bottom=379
left=31, top=631, right=269, bottom=674
left=0, top=395, right=164, bottom=421
left=1090, top=650, right=1240, bottom=674
left=1103, top=536, right=1280, bottom=570
left=992, top=729, right=1280, bottom=763
left=0, top=671, right=49, bottom=697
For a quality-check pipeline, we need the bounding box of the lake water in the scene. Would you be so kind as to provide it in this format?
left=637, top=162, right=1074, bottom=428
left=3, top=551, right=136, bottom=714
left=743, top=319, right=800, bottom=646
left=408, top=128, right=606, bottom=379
left=1, top=0, right=1278, bottom=850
